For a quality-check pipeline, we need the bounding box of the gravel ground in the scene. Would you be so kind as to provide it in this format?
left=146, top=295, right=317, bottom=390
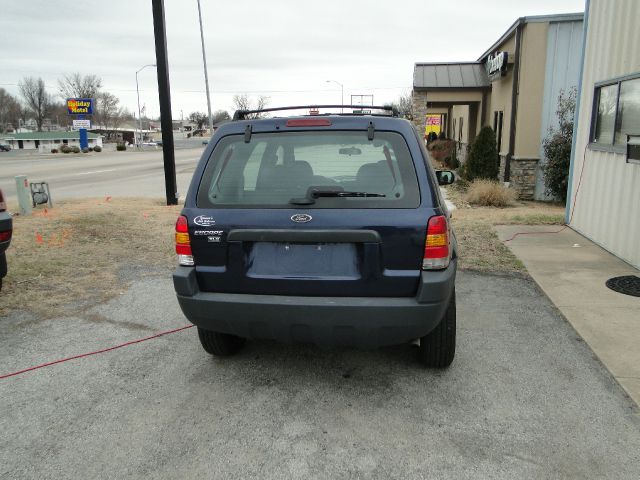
left=1, top=271, right=639, bottom=479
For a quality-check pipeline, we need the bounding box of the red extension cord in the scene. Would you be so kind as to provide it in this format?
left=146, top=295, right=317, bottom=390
left=503, top=144, right=588, bottom=244
left=0, top=325, right=194, bottom=380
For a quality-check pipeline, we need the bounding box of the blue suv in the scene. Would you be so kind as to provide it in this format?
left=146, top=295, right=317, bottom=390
left=173, top=106, right=457, bottom=367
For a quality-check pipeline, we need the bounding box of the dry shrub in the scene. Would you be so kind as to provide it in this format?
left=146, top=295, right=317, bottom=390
left=465, top=180, right=516, bottom=207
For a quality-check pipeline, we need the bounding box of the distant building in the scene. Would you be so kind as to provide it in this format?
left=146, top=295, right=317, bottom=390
left=2, top=131, right=103, bottom=150
left=413, top=13, right=584, bottom=199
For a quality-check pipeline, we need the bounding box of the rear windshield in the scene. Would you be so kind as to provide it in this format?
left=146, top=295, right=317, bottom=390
left=196, top=131, right=420, bottom=208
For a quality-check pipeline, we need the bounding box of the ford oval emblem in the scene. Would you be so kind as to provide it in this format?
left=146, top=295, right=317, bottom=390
left=291, top=214, right=312, bottom=223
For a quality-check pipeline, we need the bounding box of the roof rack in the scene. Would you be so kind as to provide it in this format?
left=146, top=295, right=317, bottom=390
left=232, top=105, right=398, bottom=121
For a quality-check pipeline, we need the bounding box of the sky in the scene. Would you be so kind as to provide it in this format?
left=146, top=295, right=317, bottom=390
left=0, top=0, right=585, bottom=120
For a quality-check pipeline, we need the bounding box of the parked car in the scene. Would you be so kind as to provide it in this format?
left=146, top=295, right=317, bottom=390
left=173, top=106, right=457, bottom=367
left=0, top=189, right=12, bottom=292
left=0, top=144, right=11, bottom=152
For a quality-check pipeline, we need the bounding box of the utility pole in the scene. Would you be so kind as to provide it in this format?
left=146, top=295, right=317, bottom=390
left=151, top=0, right=178, bottom=205
left=197, top=0, right=214, bottom=133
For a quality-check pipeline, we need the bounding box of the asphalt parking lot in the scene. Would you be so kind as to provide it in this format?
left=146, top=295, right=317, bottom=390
left=1, top=270, right=639, bottom=479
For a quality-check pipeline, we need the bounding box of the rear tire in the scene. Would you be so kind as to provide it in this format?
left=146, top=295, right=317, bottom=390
left=197, top=327, right=246, bottom=356
left=419, top=289, right=456, bottom=368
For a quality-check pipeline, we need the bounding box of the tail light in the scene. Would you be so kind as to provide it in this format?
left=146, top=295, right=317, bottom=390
left=175, top=215, right=194, bottom=266
left=423, top=215, right=450, bottom=270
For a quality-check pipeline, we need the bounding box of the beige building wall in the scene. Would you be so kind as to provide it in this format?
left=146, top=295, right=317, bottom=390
left=568, top=0, right=640, bottom=268
left=451, top=105, right=470, bottom=144
left=514, top=22, right=549, bottom=159
left=487, top=34, right=516, bottom=158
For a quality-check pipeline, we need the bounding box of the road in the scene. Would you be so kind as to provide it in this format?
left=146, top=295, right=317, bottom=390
left=0, top=146, right=205, bottom=203
left=1, top=271, right=639, bottom=479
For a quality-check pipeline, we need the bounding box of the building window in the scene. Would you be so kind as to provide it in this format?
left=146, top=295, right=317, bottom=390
left=493, top=111, right=504, bottom=152
left=591, top=73, right=640, bottom=148
left=615, top=77, right=640, bottom=145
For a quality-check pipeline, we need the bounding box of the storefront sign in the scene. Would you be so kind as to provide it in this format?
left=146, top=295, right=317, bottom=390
left=425, top=114, right=442, bottom=136
left=73, top=119, right=91, bottom=129
left=67, top=98, right=94, bottom=115
left=486, top=51, right=508, bottom=81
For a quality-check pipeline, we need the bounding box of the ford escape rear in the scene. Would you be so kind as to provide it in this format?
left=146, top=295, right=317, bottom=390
left=173, top=106, right=457, bottom=367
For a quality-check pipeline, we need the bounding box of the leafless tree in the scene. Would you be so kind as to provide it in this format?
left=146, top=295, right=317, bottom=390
left=232, top=94, right=269, bottom=119
left=94, top=92, right=126, bottom=132
left=0, top=88, right=22, bottom=132
left=390, top=91, right=414, bottom=120
left=58, top=73, right=102, bottom=100
left=212, top=110, right=230, bottom=124
left=19, top=77, right=53, bottom=131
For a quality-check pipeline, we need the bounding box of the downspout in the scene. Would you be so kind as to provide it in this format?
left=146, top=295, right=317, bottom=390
left=505, top=21, right=523, bottom=182
left=565, top=0, right=590, bottom=224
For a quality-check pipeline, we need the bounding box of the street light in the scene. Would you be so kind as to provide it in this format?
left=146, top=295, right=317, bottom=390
left=136, top=64, right=156, bottom=146
left=197, top=0, right=214, bottom=133
left=326, top=80, right=344, bottom=113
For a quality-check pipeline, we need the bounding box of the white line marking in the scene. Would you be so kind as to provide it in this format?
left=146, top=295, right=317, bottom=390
left=74, top=169, right=116, bottom=176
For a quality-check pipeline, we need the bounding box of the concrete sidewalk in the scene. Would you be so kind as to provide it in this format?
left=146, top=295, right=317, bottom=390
left=496, top=225, right=640, bottom=406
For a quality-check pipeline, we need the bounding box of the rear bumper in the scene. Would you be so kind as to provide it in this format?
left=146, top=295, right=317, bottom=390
left=174, top=260, right=456, bottom=347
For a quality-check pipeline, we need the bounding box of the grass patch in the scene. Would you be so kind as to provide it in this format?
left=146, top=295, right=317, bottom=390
left=445, top=185, right=565, bottom=274
left=1, top=198, right=181, bottom=318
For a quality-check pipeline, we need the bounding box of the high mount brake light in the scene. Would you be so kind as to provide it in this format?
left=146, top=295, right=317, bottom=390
left=423, top=215, right=450, bottom=270
left=175, top=215, right=194, bottom=266
left=286, top=119, right=332, bottom=127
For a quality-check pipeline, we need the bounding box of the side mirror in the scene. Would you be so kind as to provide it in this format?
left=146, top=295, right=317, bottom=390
left=436, top=170, right=455, bottom=186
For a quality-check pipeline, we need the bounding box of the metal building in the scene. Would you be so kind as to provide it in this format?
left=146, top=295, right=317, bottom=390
left=567, top=0, right=640, bottom=269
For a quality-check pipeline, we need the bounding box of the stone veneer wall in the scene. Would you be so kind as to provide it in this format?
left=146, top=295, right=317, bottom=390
left=509, top=158, right=539, bottom=200
left=411, top=91, right=428, bottom=136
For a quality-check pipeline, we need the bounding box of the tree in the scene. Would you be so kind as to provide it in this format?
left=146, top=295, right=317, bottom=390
left=542, top=87, right=577, bottom=203
left=390, top=91, right=413, bottom=120
left=19, top=77, right=53, bottom=131
left=212, top=109, right=230, bottom=124
left=462, top=126, right=500, bottom=181
left=0, top=88, right=22, bottom=132
left=232, top=94, right=269, bottom=119
left=94, top=92, right=126, bottom=131
left=58, top=73, right=102, bottom=99
left=188, top=111, right=208, bottom=130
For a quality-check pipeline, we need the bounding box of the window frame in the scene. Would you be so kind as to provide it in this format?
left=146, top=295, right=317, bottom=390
left=589, top=72, right=640, bottom=158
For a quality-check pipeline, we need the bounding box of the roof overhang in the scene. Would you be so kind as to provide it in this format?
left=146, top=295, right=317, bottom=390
left=477, top=12, right=584, bottom=61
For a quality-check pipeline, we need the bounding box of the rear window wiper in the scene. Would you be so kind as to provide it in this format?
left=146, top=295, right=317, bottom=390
left=313, top=190, right=386, bottom=198
left=289, top=188, right=386, bottom=205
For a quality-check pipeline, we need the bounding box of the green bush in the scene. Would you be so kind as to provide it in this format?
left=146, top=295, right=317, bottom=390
left=116, top=144, right=126, bottom=151
left=50, top=148, right=58, bottom=154
left=462, top=126, right=499, bottom=181
left=93, top=145, right=102, bottom=152
left=71, top=146, right=81, bottom=153
left=82, top=147, right=90, bottom=153
left=543, top=87, right=576, bottom=203
left=61, top=145, right=71, bottom=154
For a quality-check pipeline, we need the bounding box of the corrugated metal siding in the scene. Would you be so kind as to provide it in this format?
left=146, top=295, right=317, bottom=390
left=568, top=0, right=640, bottom=268
left=535, top=20, right=584, bottom=200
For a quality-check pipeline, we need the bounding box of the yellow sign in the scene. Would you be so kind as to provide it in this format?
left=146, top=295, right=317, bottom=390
left=425, top=114, right=441, bottom=136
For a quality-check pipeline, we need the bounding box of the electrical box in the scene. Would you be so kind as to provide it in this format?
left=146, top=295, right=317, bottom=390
left=14, top=175, right=32, bottom=216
